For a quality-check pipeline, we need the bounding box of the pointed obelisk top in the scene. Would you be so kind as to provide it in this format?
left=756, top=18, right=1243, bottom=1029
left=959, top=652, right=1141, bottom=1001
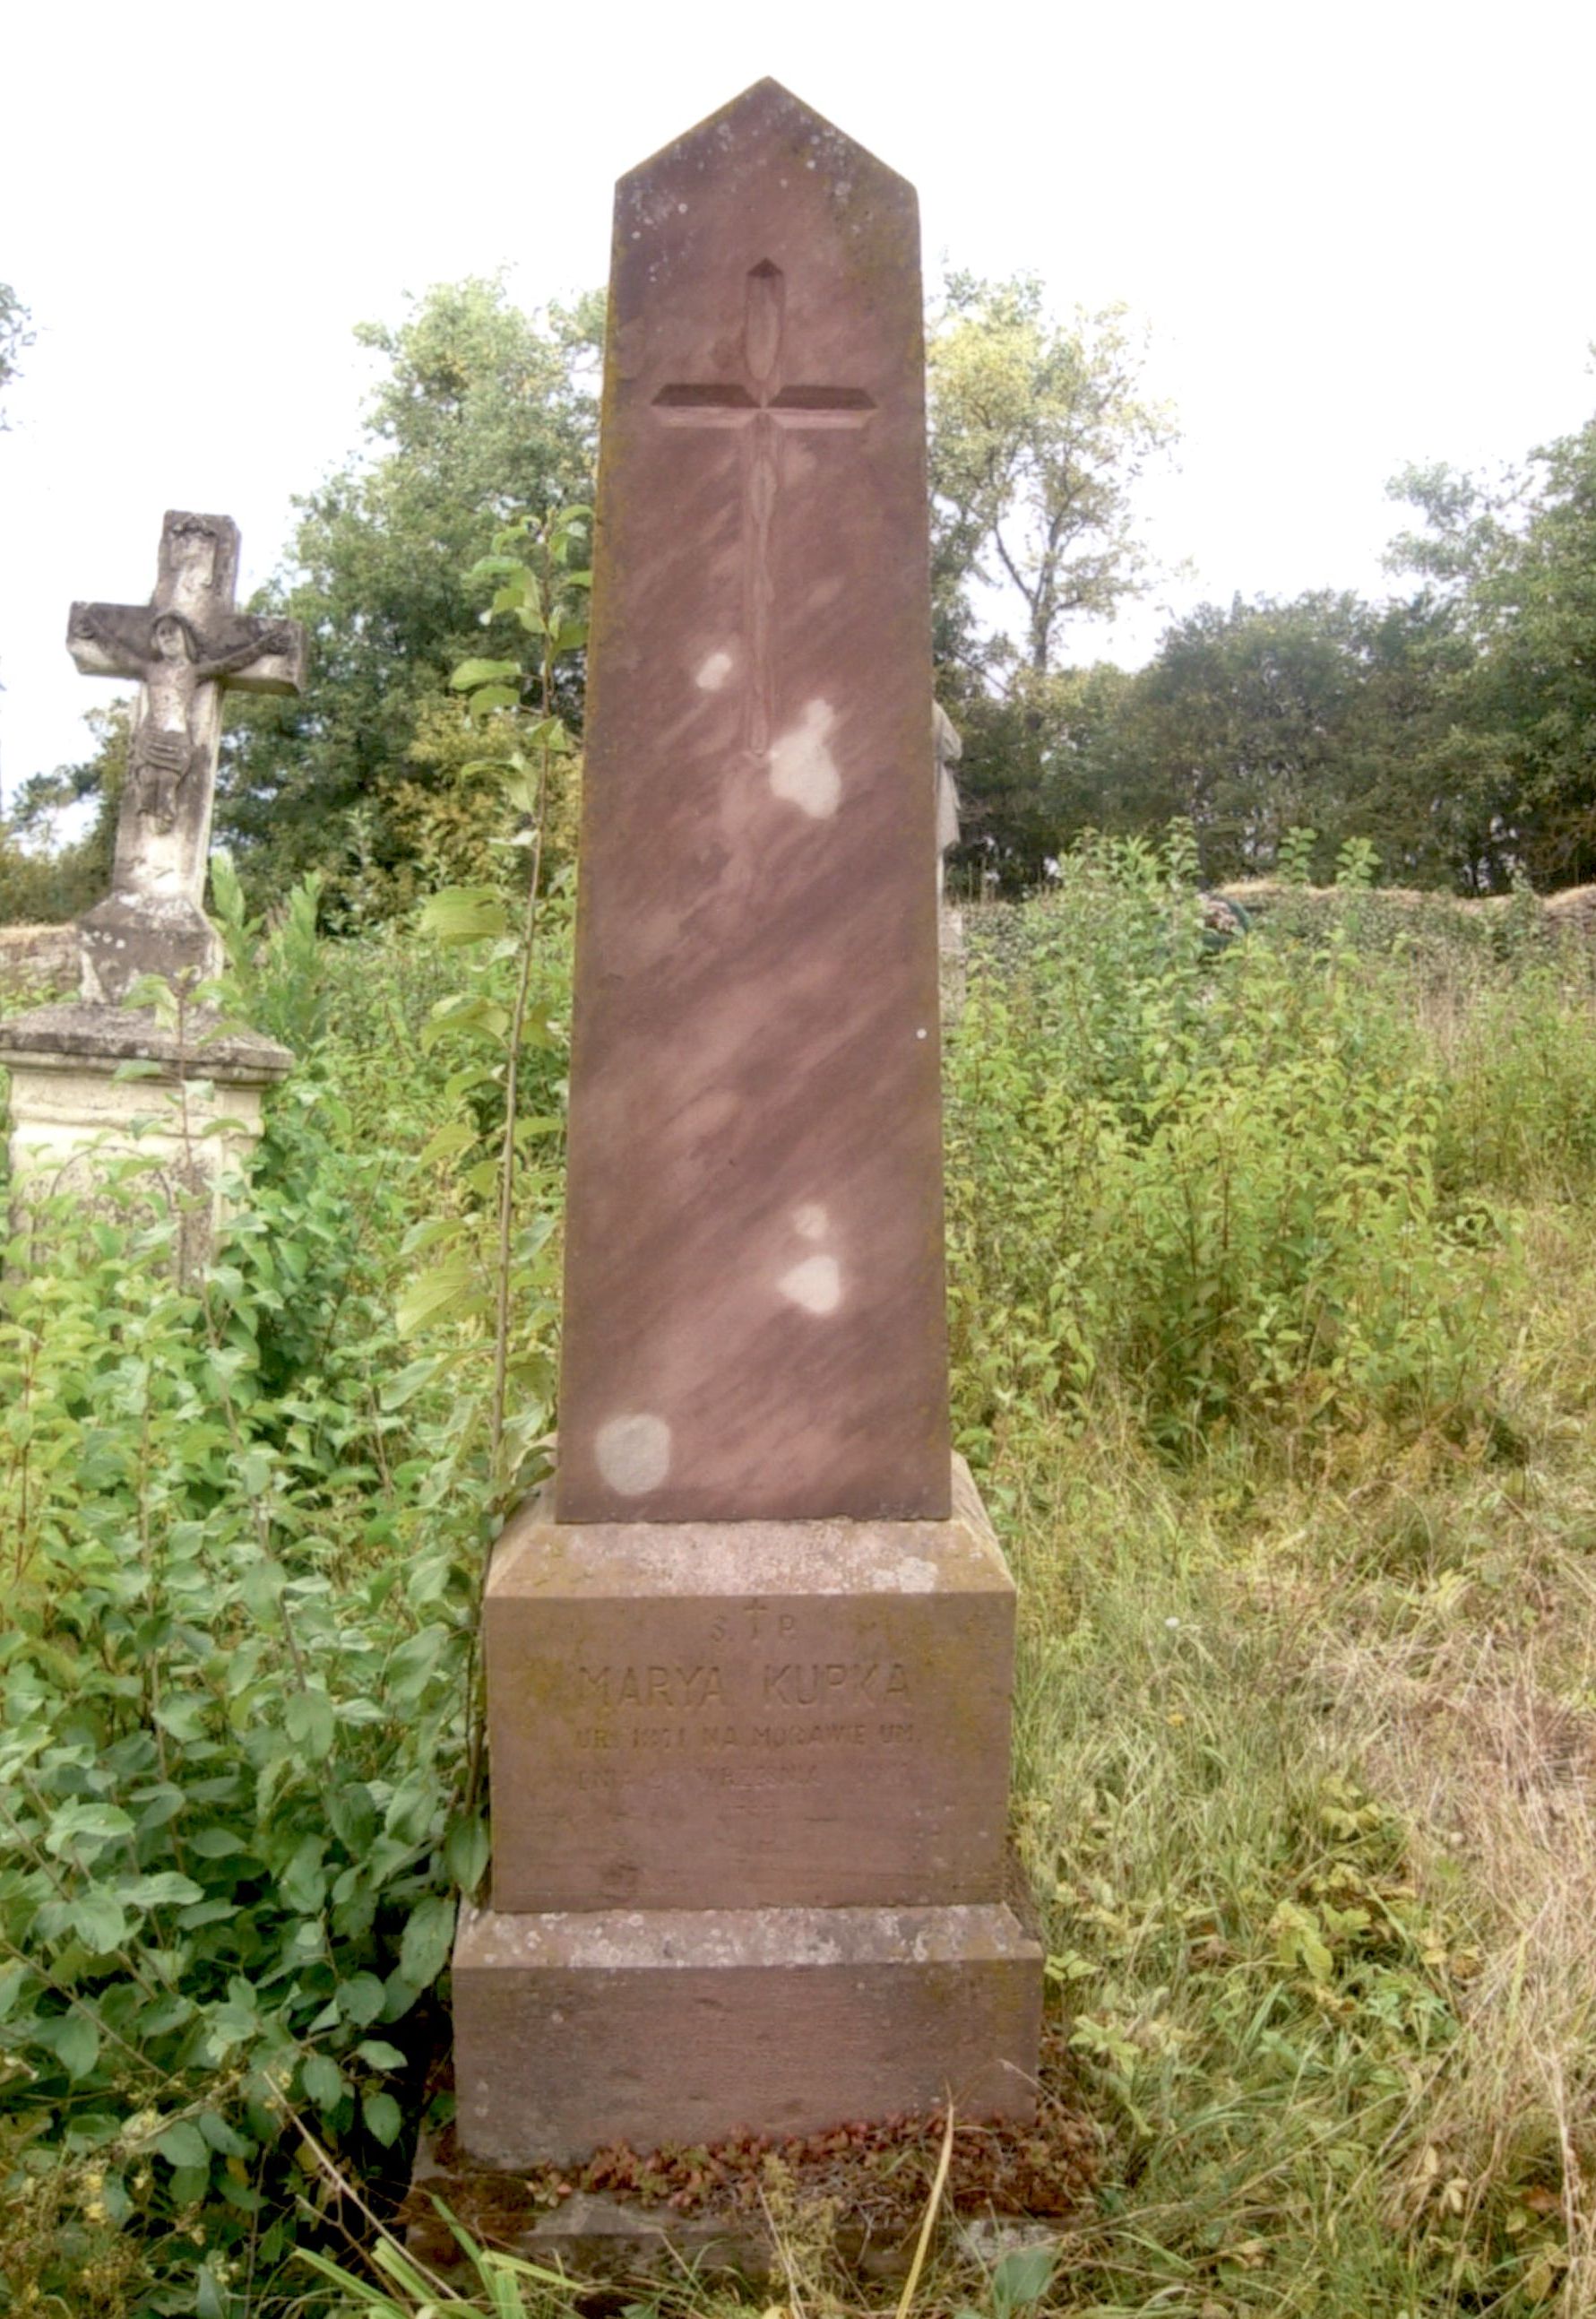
left=617, top=78, right=914, bottom=206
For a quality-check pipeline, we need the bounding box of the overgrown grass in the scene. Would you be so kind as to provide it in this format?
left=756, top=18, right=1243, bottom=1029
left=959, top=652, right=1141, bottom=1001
left=9, top=834, right=1596, bottom=2314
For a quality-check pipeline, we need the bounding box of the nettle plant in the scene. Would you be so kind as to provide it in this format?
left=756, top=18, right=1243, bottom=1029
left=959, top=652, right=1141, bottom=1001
left=396, top=503, right=589, bottom=1818
left=945, top=826, right=1506, bottom=1458
left=399, top=504, right=589, bottom=1517
left=0, top=507, right=588, bottom=2314
left=0, top=1175, right=467, bottom=2312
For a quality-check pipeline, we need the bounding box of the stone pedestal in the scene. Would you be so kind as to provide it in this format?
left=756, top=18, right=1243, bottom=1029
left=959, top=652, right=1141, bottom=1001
left=0, top=1002, right=290, bottom=1274
left=452, top=1459, right=1042, bottom=2165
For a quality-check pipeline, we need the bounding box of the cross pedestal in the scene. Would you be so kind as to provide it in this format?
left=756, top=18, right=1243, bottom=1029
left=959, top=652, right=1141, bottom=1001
left=444, top=82, right=1041, bottom=2195
left=0, top=1003, right=291, bottom=1279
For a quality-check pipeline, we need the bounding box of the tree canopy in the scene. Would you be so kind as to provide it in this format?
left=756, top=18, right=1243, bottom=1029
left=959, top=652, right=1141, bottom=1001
left=217, top=278, right=600, bottom=907
left=928, top=275, right=1177, bottom=681
left=12, top=265, right=1596, bottom=918
left=1385, top=421, right=1596, bottom=888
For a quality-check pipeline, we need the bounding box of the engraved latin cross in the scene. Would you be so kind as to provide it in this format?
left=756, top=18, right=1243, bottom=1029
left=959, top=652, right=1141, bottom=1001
left=653, top=262, right=873, bottom=756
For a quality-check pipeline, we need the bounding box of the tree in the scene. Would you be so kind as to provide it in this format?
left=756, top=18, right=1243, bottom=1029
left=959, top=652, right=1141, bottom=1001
left=220, top=278, right=600, bottom=905
left=1387, top=418, right=1596, bottom=889
left=928, top=275, right=1177, bottom=681
left=941, top=662, right=1134, bottom=892
left=926, top=274, right=1177, bottom=877
left=0, top=281, right=30, bottom=428
left=1079, top=592, right=1467, bottom=888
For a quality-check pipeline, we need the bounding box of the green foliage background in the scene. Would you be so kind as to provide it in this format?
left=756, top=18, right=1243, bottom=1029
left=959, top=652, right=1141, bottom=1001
left=16, top=273, right=1596, bottom=912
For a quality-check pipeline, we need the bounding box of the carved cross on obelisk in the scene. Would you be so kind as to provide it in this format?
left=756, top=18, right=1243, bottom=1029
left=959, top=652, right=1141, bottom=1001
left=653, top=261, right=873, bottom=757
left=67, top=511, right=305, bottom=1005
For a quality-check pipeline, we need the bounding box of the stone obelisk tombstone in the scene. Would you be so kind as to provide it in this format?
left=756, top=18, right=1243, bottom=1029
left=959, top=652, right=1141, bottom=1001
left=451, top=82, right=1041, bottom=2165
left=0, top=514, right=305, bottom=1270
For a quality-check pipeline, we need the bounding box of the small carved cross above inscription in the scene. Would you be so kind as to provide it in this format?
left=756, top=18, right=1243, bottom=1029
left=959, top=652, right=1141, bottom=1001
left=66, top=512, right=306, bottom=1003
left=653, top=262, right=873, bottom=757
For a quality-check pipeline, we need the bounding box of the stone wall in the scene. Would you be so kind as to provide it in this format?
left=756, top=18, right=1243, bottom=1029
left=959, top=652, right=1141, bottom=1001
left=1212, top=880, right=1596, bottom=958
left=0, top=926, right=77, bottom=1007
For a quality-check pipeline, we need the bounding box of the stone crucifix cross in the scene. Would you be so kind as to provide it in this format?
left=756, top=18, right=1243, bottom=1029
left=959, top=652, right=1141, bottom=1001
left=652, top=260, right=874, bottom=759
left=67, top=511, right=305, bottom=1004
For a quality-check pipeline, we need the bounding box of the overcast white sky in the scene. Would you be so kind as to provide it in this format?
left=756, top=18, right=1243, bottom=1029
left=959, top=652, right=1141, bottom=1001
left=2, top=0, right=1592, bottom=810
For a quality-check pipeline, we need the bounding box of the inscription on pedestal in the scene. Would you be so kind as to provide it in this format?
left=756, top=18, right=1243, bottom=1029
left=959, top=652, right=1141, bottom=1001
left=484, top=1480, right=1015, bottom=1914
left=566, top=1637, right=916, bottom=1797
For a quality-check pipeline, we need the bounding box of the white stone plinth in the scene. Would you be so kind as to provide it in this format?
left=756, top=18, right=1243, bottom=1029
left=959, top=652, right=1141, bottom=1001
left=0, top=1003, right=291, bottom=1275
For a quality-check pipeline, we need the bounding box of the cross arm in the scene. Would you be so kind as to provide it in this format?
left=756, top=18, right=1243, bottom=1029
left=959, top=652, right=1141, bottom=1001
left=66, top=601, right=151, bottom=679
left=194, top=615, right=306, bottom=697
left=652, top=385, right=759, bottom=428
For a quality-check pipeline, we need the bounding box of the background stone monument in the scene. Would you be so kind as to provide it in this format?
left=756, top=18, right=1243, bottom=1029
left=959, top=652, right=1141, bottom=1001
left=936, top=699, right=968, bottom=1016
left=0, top=513, right=304, bottom=1266
left=451, top=81, right=1041, bottom=2166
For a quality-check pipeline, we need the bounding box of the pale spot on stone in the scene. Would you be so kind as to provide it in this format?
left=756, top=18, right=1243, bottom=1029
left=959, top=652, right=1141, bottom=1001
left=778, top=1253, right=841, bottom=1315
left=595, top=1413, right=672, bottom=1495
left=792, top=1202, right=828, bottom=1241
left=893, top=1557, right=939, bottom=1593
left=915, top=1027, right=928, bottom=1040
left=695, top=648, right=734, bottom=692
left=768, top=699, right=841, bottom=819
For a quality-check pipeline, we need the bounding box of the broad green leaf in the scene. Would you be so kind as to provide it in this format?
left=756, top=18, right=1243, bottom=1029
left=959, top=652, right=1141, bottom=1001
left=363, top=2090, right=403, bottom=2147
left=396, top=1259, right=478, bottom=1337
left=156, top=2120, right=211, bottom=2170
left=418, top=887, right=507, bottom=947
left=418, top=1122, right=478, bottom=1167
left=356, top=2039, right=407, bottom=2072
left=302, top=2052, right=345, bottom=2112
left=189, top=1828, right=248, bottom=1858
left=153, top=1692, right=211, bottom=1741
left=444, top=1814, right=490, bottom=1894
left=69, top=1894, right=128, bottom=1953
left=400, top=1894, right=456, bottom=1991
left=45, top=1801, right=134, bottom=1858
left=379, top=1354, right=445, bottom=1411
left=49, top=2013, right=100, bottom=2080
left=198, top=2108, right=253, bottom=2157
left=992, top=2245, right=1058, bottom=2313
left=116, top=1872, right=204, bottom=1908
left=338, top=1974, right=387, bottom=2026
left=285, top=1687, right=337, bottom=1761
left=387, top=1624, right=448, bottom=1703
left=448, top=657, right=520, bottom=691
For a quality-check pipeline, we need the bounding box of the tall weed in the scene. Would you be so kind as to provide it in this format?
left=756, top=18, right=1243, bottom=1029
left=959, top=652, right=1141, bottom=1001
left=947, top=833, right=1509, bottom=1458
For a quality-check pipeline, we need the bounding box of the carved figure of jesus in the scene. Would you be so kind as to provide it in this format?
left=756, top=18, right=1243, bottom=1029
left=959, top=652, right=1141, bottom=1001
left=73, top=603, right=297, bottom=831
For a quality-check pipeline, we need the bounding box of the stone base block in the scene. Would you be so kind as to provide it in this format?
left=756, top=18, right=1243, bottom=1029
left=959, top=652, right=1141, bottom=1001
left=485, top=1459, right=1015, bottom=1913
left=452, top=1899, right=1043, bottom=2167
left=78, top=892, right=223, bottom=1009
left=0, top=1003, right=291, bottom=1276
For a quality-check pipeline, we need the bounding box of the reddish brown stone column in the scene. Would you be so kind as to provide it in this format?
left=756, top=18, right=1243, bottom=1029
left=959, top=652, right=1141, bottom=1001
left=451, top=81, right=1040, bottom=2172
left=556, top=77, right=950, bottom=1526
